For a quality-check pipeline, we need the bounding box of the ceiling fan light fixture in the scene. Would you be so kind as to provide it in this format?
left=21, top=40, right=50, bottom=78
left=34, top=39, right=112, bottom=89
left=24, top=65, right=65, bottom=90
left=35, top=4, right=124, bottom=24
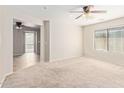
left=69, top=5, right=106, bottom=20
left=16, top=26, right=22, bottom=29
left=16, top=22, right=23, bottom=29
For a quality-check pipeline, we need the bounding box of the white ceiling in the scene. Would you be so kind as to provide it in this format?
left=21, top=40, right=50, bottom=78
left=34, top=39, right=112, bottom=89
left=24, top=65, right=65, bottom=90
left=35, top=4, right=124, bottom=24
left=10, top=5, right=124, bottom=26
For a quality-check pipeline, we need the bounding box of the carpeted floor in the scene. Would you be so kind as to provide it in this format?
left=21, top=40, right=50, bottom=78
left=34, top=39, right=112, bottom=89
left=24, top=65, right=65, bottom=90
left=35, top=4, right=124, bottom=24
left=2, top=57, right=124, bottom=88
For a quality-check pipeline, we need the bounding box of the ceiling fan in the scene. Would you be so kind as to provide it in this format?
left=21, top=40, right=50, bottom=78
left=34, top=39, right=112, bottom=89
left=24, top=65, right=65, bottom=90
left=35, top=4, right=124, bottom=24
left=16, top=22, right=24, bottom=29
left=70, top=5, right=107, bottom=19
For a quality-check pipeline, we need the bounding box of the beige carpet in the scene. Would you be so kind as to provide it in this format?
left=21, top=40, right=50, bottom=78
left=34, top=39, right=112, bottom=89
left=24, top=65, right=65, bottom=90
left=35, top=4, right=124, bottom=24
left=2, top=57, right=124, bottom=88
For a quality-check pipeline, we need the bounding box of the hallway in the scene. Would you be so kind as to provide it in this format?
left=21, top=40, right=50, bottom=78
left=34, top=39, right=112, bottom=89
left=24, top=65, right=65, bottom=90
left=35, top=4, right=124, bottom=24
left=13, top=53, right=40, bottom=72
left=13, top=19, right=41, bottom=72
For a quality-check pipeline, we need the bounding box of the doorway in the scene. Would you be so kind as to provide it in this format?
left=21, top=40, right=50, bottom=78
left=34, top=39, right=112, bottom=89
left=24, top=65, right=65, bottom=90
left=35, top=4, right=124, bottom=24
left=13, top=19, right=41, bottom=72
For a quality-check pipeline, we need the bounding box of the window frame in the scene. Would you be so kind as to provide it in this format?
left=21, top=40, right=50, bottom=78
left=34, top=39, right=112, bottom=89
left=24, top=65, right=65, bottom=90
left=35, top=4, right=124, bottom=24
left=108, top=26, right=124, bottom=54
left=25, top=31, right=35, bottom=53
left=94, top=29, right=108, bottom=52
left=94, top=26, right=124, bottom=54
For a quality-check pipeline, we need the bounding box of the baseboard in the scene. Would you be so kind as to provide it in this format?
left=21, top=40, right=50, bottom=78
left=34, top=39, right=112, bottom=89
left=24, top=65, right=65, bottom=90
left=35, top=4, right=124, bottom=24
left=0, top=72, right=13, bottom=88
left=50, top=55, right=83, bottom=62
left=0, top=77, right=5, bottom=88
left=13, top=53, right=24, bottom=57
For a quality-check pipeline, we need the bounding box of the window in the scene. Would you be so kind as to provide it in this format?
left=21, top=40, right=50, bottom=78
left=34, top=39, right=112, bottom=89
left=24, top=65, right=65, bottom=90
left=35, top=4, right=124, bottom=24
left=108, top=27, right=123, bottom=52
left=94, top=30, right=107, bottom=51
left=25, top=32, right=35, bottom=53
left=94, top=26, right=124, bottom=53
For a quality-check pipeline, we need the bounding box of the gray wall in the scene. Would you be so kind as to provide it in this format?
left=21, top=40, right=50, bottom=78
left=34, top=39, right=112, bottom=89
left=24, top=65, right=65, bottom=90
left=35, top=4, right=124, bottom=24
left=37, top=30, right=40, bottom=55
left=13, top=26, right=25, bottom=56
left=13, top=25, right=40, bottom=56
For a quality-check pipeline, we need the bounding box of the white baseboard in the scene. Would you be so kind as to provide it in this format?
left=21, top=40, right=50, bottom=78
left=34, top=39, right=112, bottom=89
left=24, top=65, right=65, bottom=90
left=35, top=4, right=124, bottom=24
left=0, top=77, right=5, bottom=88
left=0, top=72, right=13, bottom=88
left=50, top=55, right=83, bottom=62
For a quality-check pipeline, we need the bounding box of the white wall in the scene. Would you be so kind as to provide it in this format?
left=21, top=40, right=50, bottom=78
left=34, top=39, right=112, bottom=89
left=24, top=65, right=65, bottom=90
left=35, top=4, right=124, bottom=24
left=0, top=8, right=4, bottom=81
left=49, top=13, right=83, bottom=61
left=0, top=6, right=42, bottom=81
left=0, top=7, right=13, bottom=81
left=0, top=6, right=83, bottom=81
left=83, top=17, right=124, bottom=66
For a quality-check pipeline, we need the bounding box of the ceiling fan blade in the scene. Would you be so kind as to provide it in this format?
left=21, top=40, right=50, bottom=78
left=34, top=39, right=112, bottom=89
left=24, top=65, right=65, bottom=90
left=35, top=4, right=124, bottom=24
left=75, top=14, right=83, bottom=19
left=69, top=11, right=83, bottom=13
left=90, top=10, right=107, bottom=13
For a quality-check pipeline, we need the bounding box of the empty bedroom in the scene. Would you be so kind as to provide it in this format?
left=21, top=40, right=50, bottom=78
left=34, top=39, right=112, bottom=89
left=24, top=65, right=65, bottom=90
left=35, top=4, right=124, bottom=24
left=0, top=5, right=124, bottom=88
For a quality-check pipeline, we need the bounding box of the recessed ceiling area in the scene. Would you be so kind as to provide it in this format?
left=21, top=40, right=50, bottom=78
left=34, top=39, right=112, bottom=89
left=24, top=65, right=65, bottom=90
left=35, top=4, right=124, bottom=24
left=10, top=5, right=124, bottom=26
